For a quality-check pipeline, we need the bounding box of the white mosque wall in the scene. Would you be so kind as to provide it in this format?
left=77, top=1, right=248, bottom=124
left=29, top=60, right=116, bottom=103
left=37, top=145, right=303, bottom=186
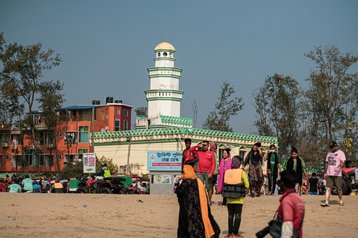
left=148, top=101, right=159, bottom=119
left=95, top=141, right=183, bottom=175
left=170, top=102, right=181, bottom=116
left=150, top=77, right=179, bottom=90
left=155, top=60, right=174, bottom=67
left=148, top=101, right=181, bottom=119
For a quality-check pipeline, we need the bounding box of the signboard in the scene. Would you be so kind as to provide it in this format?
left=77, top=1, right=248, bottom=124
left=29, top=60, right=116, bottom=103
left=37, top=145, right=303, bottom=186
left=147, top=151, right=182, bottom=171
left=83, top=153, right=96, bottom=173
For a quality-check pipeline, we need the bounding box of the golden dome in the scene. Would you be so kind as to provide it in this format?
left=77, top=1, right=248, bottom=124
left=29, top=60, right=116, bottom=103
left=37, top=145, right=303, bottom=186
left=154, top=41, right=176, bottom=51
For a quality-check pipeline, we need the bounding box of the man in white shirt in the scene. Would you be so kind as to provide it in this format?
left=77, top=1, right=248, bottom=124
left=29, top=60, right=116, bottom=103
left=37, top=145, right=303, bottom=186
left=321, top=141, right=346, bottom=207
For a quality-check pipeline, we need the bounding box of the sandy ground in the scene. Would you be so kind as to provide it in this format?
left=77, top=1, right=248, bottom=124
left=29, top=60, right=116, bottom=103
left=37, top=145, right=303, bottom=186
left=0, top=193, right=357, bottom=238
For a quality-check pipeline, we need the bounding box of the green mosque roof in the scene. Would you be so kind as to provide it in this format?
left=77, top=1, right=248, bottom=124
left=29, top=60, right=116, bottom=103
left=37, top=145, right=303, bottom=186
left=94, top=127, right=277, bottom=144
left=160, top=115, right=193, bottom=127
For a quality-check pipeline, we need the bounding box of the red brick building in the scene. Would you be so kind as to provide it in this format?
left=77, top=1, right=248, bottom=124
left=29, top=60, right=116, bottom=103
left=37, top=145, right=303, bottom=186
left=0, top=99, right=132, bottom=177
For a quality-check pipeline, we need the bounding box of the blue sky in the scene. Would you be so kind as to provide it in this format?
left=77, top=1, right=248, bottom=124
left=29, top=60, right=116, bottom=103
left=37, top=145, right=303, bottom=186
left=1, top=0, right=357, bottom=133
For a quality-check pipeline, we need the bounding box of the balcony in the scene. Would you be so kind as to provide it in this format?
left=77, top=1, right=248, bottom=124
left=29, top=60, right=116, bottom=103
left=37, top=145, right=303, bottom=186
left=46, top=144, right=56, bottom=149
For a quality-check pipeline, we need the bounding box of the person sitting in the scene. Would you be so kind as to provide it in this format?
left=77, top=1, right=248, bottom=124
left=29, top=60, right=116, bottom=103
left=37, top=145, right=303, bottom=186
left=53, top=179, right=64, bottom=193
left=8, top=179, right=22, bottom=193
left=40, top=177, right=50, bottom=193
left=21, top=175, right=34, bottom=193
left=33, top=182, right=42, bottom=193
left=93, top=164, right=111, bottom=179
left=5, top=174, right=12, bottom=183
left=0, top=180, right=7, bottom=192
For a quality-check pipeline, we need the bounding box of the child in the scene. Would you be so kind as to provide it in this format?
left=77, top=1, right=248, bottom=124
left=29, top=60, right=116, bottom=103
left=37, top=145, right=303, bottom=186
left=224, top=156, right=250, bottom=238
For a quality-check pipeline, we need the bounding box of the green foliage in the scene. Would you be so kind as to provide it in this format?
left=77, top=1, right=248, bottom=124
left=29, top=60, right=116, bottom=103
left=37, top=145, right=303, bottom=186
left=254, top=45, right=358, bottom=166
left=96, top=156, right=119, bottom=175
left=135, top=106, right=147, bottom=118
left=304, top=45, right=358, bottom=142
left=59, top=156, right=119, bottom=179
left=0, top=32, right=62, bottom=141
left=59, top=162, right=84, bottom=179
left=203, top=82, right=244, bottom=132
left=254, top=74, right=301, bottom=155
left=38, top=81, right=64, bottom=128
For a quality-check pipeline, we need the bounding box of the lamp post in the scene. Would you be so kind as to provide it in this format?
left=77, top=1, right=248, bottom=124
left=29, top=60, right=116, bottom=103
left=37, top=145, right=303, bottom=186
left=126, top=137, right=132, bottom=175
left=91, top=107, right=95, bottom=153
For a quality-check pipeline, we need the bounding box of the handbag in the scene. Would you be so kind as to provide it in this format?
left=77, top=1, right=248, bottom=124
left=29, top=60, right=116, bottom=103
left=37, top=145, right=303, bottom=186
left=268, top=211, right=300, bottom=238
left=268, top=212, right=282, bottom=238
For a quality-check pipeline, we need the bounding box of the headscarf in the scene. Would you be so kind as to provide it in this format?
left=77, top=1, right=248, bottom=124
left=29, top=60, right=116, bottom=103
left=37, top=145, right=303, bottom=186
left=181, top=165, right=197, bottom=180
left=231, top=156, right=242, bottom=169
left=210, top=141, right=217, bottom=150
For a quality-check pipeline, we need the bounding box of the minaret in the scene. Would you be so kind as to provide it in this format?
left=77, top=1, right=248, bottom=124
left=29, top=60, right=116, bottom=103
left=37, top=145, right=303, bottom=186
left=145, top=41, right=183, bottom=121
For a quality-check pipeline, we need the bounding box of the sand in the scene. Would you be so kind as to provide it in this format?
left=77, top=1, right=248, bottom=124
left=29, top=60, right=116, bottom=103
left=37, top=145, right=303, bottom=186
left=0, top=193, right=357, bottom=238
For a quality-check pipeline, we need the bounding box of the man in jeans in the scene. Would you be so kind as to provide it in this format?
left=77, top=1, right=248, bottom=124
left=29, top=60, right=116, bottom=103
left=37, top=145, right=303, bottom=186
left=192, top=140, right=216, bottom=205
left=321, top=141, right=346, bottom=207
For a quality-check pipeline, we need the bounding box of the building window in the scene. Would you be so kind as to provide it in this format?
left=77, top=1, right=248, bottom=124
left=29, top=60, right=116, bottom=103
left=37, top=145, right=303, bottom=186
left=25, top=154, right=34, bottom=166
left=44, top=155, right=53, bottom=167
left=124, top=110, right=128, bottom=116
left=57, top=154, right=62, bottom=161
left=0, top=134, right=10, bottom=143
left=5, top=155, right=9, bottom=160
left=38, top=132, right=53, bottom=145
left=11, top=155, right=16, bottom=167
left=64, top=154, right=75, bottom=163
left=124, top=120, right=129, bottom=130
left=79, top=126, right=89, bottom=143
left=0, top=155, right=2, bottom=168
left=78, top=149, right=88, bottom=160
left=115, top=120, right=120, bottom=131
left=39, top=154, right=44, bottom=166
left=116, top=109, right=121, bottom=115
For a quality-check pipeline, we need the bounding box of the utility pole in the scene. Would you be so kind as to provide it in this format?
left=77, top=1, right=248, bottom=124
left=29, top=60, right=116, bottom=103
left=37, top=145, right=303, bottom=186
left=192, top=101, right=198, bottom=128
left=91, top=107, right=95, bottom=153
left=126, top=137, right=132, bottom=175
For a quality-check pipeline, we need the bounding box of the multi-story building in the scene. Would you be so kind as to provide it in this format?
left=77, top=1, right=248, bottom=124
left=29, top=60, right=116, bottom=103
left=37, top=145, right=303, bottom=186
left=0, top=99, right=132, bottom=177
left=58, top=98, right=132, bottom=163
left=0, top=112, right=60, bottom=176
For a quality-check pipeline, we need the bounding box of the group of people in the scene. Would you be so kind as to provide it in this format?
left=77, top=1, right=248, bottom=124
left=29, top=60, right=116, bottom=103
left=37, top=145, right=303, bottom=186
left=175, top=138, right=347, bottom=238
left=0, top=174, right=60, bottom=193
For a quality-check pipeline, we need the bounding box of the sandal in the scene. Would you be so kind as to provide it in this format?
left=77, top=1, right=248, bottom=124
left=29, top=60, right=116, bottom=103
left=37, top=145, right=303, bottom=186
left=320, top=201, right=329, bottom=207
left=339, top=201, right=344, bottom=206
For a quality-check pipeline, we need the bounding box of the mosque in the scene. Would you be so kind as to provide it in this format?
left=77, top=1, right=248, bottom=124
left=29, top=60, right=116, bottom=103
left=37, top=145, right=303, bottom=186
left=94, top=41, right=277, bottom=178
